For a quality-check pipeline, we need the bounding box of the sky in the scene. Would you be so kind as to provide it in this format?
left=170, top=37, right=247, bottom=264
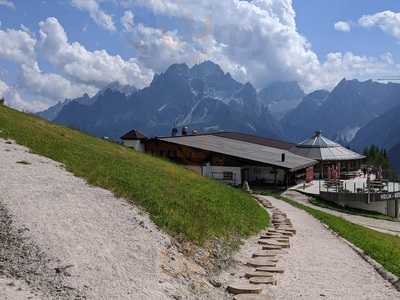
left=1, top=0, right=400, bottom=111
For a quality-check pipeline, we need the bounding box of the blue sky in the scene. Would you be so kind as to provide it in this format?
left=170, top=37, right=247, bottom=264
left=0, top=0, right=400, bottom=111
left=294, top=0, right=400, bottom=61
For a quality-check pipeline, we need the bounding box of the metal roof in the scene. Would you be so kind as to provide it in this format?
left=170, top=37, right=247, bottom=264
left=159, top=135, right=317, bottom=171
left=292, top=131, right=365, bottom=161
left=212, top=132, right=294, bottom=150
left=297, top=131, right=340, bottom=148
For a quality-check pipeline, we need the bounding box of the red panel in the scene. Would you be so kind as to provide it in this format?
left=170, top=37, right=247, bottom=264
left=306, top=167, right=314, bottom=183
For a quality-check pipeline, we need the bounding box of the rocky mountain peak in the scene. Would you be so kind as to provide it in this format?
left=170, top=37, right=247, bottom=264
left=164, top=63, right=190, bottom=78
left=191, top=60, right=224, bottom=78
left=102, top=81, right=137, bottom=97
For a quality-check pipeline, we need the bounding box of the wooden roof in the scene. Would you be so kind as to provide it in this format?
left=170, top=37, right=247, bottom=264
left=120, top=129, right=147, bottom=140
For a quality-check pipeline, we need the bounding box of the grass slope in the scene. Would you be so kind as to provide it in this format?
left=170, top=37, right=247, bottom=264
left=278, top=194, right=400, bottom=278
left=0, top=105, right=268, bottom=244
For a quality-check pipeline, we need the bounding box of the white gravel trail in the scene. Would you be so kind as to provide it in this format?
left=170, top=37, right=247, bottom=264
left=284, top=190, right=400, bottom=236
left=258, top=195, right=400, bottom=300
left=0, top=138, right=208, bottom=299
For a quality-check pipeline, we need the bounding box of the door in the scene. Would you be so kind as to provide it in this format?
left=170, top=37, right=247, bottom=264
left=241, top=168, right=249, bottom=184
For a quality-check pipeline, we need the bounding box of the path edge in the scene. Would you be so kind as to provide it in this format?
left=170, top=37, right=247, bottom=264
left=321, top=220, right=400, bottom=292
left=257, top=193, right=400, bottom=293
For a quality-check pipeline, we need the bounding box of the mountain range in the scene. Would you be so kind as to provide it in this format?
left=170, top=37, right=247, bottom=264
left=38, top=60, right=400, bottom=173
left=47, top=61, right=282, bottom=140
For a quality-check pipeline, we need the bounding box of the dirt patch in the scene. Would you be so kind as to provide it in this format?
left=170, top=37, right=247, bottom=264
left=0, top=203, right=83, bottom=299
left=0, top=138, right=230, bottom=299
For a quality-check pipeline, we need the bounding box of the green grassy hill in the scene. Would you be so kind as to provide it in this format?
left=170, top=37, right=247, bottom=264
left=0, top=105, right=268, bottom=245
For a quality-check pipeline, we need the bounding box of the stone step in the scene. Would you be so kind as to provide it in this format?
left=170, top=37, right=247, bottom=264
left=272, top=230, right=294, bottom=236
left=252, top=253, right=278, bottom=259
left=272, top=223, right=291, bottom=226
left=249, top=277, right=277, bottom=285
left=234, top=294, right=272, bottom=300
left=252, top=250, right=282, bottom=257
left=272, top=221, right=292, bottom=225
left=260, top=236, right=289, bottom=241
left=274, top=227, right=296, bottom=234
left=244, top=271, right=275, bottom=279
left=272, top=215, right=288, bottom=219
left=272, top=219, right=290, bottom=222
left=255, top=267, right=284, bottom=273
left=227, top=283, right=263, bottom=295
left=258, top=240, right=290, bottom=248
left=261, top=245, right=283, bottom=250
left=261, top=233, right=290, bottom=238
left=250, top=254, right=279, bottom=260
left=261, top=238, right=289, bottom=243
left=266, top=228, right=291, bottom=234
left=246, top=259, right=277, bottom=267
left=260, top=235, right=288, bottom=240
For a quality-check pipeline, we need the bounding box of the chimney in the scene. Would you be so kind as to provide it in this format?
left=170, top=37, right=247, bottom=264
left=281, top=153, right=286, bottom=162
left=182, top=126, right=188, bottom=136
left=171, top=127, right=178, bottom=137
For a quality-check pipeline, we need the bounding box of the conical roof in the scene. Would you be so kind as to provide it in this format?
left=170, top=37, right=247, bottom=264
left=297, top=131, right=340, bottom=148
left=291, top=131, right=365, bottom=161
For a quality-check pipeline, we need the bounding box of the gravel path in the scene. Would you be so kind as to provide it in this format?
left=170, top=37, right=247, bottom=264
left=0, top=138, right=221, bottom=299
left=0, top=276, right=43, bottom=300
left=258, top=195, right=400, bottom=300
left=285, top=190, right=400, bottom=236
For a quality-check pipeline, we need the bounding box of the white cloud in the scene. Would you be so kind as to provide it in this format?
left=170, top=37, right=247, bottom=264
left=0, top=78, right=50, bottom=112
left=0, top=27, right=36, bottom=66
left=334, top=21, right=351, bottom=32
left=318, top=52, right=400, bottom=88
left=0, top=22, right=102, bottom=111
left=121, top=10, right=134, bottom=31
left=0, top=0, right=15, bottom=9
left=127, top=23, right=206, bottom=72
left=0, top=79, right=8, bottom=97
left=38, top=17, right=153, bottom=88
left=2, top=1, right=400, bottom=112
left=125, top=0, right=400, bottom=91
left=359, top=10, right=400, bottom=40
left=126, top=0, right=321, bottom=89
left=19, top=63, right=97, bottom=102
left=71, top=0, right=116, bottom=31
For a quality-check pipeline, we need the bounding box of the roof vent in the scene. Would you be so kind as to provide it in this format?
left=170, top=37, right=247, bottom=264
left=281, top=153, right=286, bottom=162
left=182, top=126, right=188, bottom=136
left=171, top=127, right=178, bottom=137
left=314, top=130, right=322, bottom=137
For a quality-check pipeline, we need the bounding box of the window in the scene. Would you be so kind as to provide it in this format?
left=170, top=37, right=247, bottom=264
left=223, top=172, right=234, bottom=181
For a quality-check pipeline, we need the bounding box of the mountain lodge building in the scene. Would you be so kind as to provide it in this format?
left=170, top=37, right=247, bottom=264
left=290, top=131, right=365, bottom=179
left=121, top=129, right=319, bottom=187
